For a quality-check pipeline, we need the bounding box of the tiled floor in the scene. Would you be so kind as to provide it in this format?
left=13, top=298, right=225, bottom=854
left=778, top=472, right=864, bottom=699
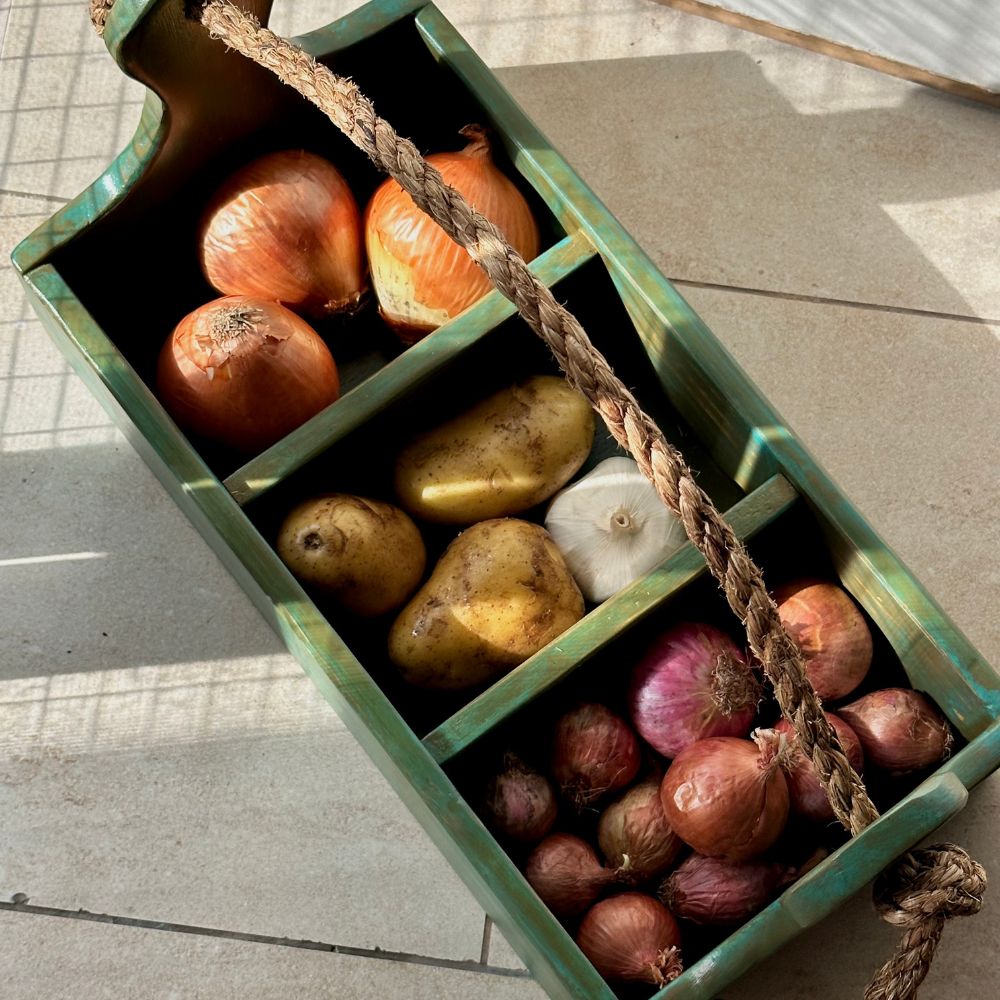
left=2, top=2, right=998, bottom=998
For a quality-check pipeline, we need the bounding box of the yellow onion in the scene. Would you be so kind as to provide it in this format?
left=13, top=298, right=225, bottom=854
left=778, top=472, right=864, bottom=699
left=364, top=125, right=540, bottom=342
left=156, top=295, right=339, bottom=453
left=199, top=150, right=366, bottom=318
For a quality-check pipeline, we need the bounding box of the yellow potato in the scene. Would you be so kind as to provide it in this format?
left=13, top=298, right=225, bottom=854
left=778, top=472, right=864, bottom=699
left=394, top=375, right=595, bottom=524
left=388, top=518, right=585, bottom=690
left=277, top=494, right=425, bottom=617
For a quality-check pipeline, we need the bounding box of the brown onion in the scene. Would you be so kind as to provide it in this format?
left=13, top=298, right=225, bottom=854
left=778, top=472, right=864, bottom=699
left=525, top=833, right=617, bottom=918
left=156, top=296, right=340, bottom=453
left=577, top=893, right=683, bottom=986
left=552, top=704, right=641, bottom=810
left=776, top=580, right=872, bottom=700
left=839, top=688, right=953, bottom=774
left=365, top=125, right=540, bottom=343
left=629, top=622, right=760, bottom=758
left=482, top=755, right=557, bottom=844
left=773, top=712, right=864, bottom=822
left=597, top=778, right=683, bottom=884
left=660, top=853, right=794, bottom=925
left=660, top=733, right=789, bottom=861
left=200, top=150, right=366, bottom=318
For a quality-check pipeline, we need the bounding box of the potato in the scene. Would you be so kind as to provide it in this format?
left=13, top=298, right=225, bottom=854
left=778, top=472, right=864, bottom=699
left=388, top=518, right=584, bottom=690
left=394, top=375, right=595, bottom=524
left=277, top=494, right=425, bottom=617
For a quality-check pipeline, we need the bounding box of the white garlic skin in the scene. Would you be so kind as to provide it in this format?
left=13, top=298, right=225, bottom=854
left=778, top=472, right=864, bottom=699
left=544, top=457, right=688, bottom=602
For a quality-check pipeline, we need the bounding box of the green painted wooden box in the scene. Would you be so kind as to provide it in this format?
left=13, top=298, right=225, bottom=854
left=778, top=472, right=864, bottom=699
left=12, top=1, right=1000, bottom=996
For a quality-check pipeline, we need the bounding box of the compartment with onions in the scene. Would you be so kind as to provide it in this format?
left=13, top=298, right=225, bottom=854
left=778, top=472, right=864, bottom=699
left=442, top=499, right=961, bottom=997
left=52, top=15, right=562, bottom=480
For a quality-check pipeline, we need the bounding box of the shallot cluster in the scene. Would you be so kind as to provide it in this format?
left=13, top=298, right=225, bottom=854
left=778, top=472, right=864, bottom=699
left=478, top=585, right=956, bottom=995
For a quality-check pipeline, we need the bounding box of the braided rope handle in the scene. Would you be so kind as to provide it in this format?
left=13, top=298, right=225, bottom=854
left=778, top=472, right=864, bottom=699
left=90, top=2, right=985, bottom=995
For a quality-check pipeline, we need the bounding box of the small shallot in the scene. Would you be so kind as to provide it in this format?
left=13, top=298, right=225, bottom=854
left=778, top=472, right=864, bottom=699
left=773, top=712, right=864, bottom=822
left=525, top=833, right=617, bottom=918
left=482, top=755, right=557, bottom=843
left=839, top=688, right=953, bottom=775
left=597, top=778, right=683, bottom=884
left=629, top=622, right=760, bottom=759
left=776, top=580, right=872, bottom=700
left=551, top=704, right=641, bottom=810
left=660, top=854, right=795, bottom=925
left=660, top=732, right=790, bottom=861
left=577, top=893, right=683, bottom=986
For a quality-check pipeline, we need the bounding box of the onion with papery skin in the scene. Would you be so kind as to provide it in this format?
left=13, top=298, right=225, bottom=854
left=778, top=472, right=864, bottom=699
left=576, top=893, right=683, bottom=986
left=839, top=688, right=953, bottom=775
left=156, top=296, right=340, bottom=453
left=773, top=712, right=864, bottom=822
left=365, top=125, right=540, bottom=343
left=525, top=833, right=618, bottom=918
left=200, top=150, right=366, bottom=318
left=597, top=778, right=683, bottom=884
left=776, top=580, right=872, bottom=700
left=552, top=704, right=641, bottom=810
left=482, top=755, right=557, bottom=844
left=629, top=623, right=760, bottom=759
left=660, top=732, right=790, bottom=861
left=660, top=854, right=794, bottom=925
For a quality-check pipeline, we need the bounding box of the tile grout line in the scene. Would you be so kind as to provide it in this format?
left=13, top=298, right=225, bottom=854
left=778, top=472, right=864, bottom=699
left=0, top=901, right=531, bottom=979
left=669, top=277, right=1000, bottom=327
left=0, top=186, right=70, bottom=204
left=479, top=914, right=493, bottom=966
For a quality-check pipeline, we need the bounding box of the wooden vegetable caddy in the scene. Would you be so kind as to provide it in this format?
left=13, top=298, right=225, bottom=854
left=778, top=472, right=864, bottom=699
left=13, top=1, right=1000, bottom=996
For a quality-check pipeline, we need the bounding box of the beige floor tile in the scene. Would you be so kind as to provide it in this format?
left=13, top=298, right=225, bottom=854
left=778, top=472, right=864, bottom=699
left=678, top=285, right=1000, bottom=666
left=488, top=923, right=527, bottom=971
left=496, top=56, right=1000, bottom=321
left=0, top=910, right=542, bottom=1000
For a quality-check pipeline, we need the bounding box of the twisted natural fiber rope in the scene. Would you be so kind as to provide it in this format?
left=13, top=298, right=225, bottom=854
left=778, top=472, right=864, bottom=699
left=866, top=845, right=986, bottom=1000
left=90, top=2, right=985, bottom=996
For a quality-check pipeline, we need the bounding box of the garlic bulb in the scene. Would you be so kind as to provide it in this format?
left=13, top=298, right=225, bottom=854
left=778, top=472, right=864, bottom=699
left=544, top=457, right=687, bottom=602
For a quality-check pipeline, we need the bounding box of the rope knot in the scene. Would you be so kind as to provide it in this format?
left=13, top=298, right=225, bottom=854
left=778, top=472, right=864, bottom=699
left=874, top=843, right=986, bottom=930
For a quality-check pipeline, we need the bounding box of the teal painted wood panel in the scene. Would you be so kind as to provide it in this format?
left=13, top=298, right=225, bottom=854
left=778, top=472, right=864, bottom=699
left=11, top=1, right=1000, bottom=998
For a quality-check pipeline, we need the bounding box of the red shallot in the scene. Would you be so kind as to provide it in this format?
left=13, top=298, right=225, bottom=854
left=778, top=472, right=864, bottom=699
left=776, top=580, right=872, bottom=700
left=773, top=712, right=864, bottom=822
left=597, top=778, right=683, bottom=884
left=577, top=893, right=683, bottom=986
left=525, top=833, right=617, bottom=918
left=660, top=732, right=790, bottom=861
left=629, top=622, right=760, bottom=758
left=551, top=704, right=641, bottom=810
left=660, top=853, right=794, bottom=925
left=482, top=755, right=557, bottom=844
left=839, top=688, right=953, bottom=775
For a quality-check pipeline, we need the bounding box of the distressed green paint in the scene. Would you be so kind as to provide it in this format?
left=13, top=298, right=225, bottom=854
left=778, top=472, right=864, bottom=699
left=423, top=473, right=798, bottom=764
left=225, top=232, right=596, bottom=505
left=11, top=2, right=1000, bottom=999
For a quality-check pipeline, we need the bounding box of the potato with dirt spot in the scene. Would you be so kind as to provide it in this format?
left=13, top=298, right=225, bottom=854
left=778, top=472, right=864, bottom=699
left=393, top=375, right=595, bottom=524
left=277, top=494, right=426, bottom=617
left=388, top=518, right=585, bottom=690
